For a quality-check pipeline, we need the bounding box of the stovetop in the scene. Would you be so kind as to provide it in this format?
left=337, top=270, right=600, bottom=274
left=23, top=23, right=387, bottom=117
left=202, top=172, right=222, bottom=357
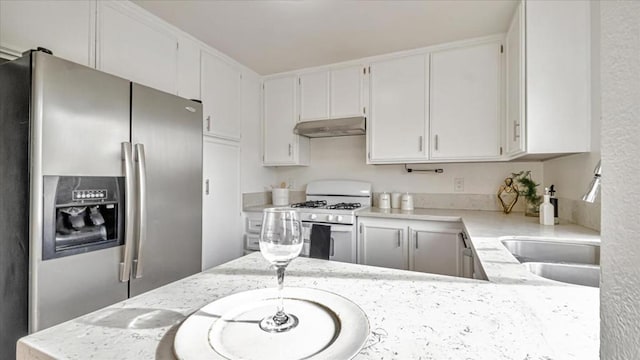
left=291, top=201, right=362, bottom=210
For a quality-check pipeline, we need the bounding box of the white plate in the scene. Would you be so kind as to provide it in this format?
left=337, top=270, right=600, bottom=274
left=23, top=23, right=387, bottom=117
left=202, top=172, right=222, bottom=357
left=174, top=287, right=369, bottom=360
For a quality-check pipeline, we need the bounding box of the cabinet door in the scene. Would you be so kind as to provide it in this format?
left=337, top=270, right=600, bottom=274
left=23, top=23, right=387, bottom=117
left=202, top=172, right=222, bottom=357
left=331, top=65, right=364, bottom=118
left=263, top=76, right=309, bottom=165
left=202, top=139, right=242, bottom=270
left=177, top=36, right=201, bottom=101
left=409, top=229, right=462, bottom=276
left=328, top=226, right=356, bottom=264
left=0, top=0, right=94, bottom=66
left=369, top=55, right=427, bottom=162
left=299, top=71, right=330, bottom=121
left=359, top=222, right=408, bottom=270
left=97, top=2, right=178, bottom=94
left=505, top=3, right=526, bottom=156
left=430, top=41, right=502, bottom=160
left=525, top=0, right=590, bottom=154
left=201, top=50, right=241, bottom=140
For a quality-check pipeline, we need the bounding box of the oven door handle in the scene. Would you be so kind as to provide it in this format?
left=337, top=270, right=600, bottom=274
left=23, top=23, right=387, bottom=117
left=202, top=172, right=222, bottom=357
left=330, top=237, right=335, bottom=257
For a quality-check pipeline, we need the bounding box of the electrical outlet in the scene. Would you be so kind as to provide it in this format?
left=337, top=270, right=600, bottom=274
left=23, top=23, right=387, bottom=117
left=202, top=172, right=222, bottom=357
left=288, top=178, right=296, bottom=189
left=454, top=178, right=464, bottom=192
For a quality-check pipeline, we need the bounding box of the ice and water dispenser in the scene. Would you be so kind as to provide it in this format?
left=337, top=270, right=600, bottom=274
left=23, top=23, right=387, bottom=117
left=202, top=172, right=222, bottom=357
left=42, top=176, right=125, bottom=259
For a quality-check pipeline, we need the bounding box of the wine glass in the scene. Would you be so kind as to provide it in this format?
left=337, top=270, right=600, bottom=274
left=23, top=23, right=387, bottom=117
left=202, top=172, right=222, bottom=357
left=258, top=208, right=303, bottom=333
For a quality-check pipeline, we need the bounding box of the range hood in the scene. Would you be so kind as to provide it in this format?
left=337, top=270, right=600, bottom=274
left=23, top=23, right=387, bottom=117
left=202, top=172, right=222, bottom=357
left=293, top=116, right=366, bottom=138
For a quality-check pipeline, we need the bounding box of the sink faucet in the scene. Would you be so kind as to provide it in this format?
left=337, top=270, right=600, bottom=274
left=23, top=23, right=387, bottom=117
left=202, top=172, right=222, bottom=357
left=582, top=160, right=601, bottom=203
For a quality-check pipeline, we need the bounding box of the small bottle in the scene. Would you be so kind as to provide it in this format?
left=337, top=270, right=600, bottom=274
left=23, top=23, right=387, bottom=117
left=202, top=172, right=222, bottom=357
left=549, top=185, right=559, bottom=224
left=539, top=187, right=555, bottom=226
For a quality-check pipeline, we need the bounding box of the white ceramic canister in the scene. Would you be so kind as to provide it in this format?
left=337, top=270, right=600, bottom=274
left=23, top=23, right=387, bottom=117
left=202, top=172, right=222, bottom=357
left=272, top=188, right=289, bottom=206
left=391, top=192, right=402, bottom=209
left=401, top=192, right=414, bottom=211
left=378, top=192, right=391, bottom=209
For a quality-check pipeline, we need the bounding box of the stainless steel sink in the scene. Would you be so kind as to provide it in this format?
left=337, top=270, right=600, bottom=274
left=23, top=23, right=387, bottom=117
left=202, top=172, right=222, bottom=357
left=501, top=239, right=600, bottom=265
left=523, top=262, right=600, bottom=288
left=501, top=239, right=600, bottom=287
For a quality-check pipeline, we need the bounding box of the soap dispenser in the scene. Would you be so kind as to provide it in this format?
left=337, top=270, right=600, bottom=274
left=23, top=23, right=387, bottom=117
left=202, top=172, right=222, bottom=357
left=549, top=185, right=559, bottom=224
left=539, top=188, right=555, bottom=226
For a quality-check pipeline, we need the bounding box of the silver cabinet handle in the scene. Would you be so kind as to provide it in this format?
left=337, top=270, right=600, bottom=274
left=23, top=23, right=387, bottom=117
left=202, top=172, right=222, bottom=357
left=288, top=144, right=292, bottom=156
left=133, top=143, right=147, bottom=279
left=330, top=237, right=335, bottom=257
left=206, top=115, right=211, bottom=132
left=415, top=230, right=419, bottom=249
left=120, top=142, right=135, bottom=282
left=513, top=121, right=520, bottom=140
left=205, top=179, right=210, bottom=195
left=434, top=134, right=439, bottom=151
left=419, top=136, right=423, bottom=152
left=396, top=229, right=402, bottom=248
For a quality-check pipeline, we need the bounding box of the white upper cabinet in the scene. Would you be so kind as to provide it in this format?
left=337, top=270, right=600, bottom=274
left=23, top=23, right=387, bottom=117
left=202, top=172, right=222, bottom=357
left=505, top=0, right=591, bottom=159
left=299, top=71, right=330, bottom=121
left=330, top=65, right=365, bottom=118
left=263, top=75, right=309, bottom=166
left=177, top=36, right=201, bottom=101
left=430, top=40, right=502, bottom=160
left=523, top=0, right=591, bottom=156
left=505, top=3, right=525, bottom=156
left=0, top=0, right=94, bottom=66
left=201, top=50, right=242, bottom=140
left=97, top=2, right=178, bottom=95
left=298, top=65, right=365, bottom=121
left=369, top=54, right=428, bottom=163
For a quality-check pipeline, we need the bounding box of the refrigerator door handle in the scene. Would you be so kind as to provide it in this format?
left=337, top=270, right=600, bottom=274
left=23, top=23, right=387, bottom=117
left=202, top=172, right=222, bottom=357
left=133, top=143, right=147, bottom=279
left=120, top=142, right=135, bottom=282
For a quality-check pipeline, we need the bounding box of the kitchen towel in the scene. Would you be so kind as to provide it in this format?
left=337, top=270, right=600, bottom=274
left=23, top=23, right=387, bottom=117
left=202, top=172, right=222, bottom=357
left=309, top=224, right=331, bottom=260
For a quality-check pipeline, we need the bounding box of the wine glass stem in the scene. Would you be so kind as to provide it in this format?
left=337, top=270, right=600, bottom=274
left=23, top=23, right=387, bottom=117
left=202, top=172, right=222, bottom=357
left=274, top=266, right=287, bottom=324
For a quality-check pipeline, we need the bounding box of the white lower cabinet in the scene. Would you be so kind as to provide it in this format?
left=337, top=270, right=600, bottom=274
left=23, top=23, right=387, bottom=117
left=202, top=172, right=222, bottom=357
left=358, top=217, right=466, bottom=277
left=202, top=138, right=242, bottom=270
left=358, top=220, right=408, bottom=270
left=409, top=226, right=465, bottom=277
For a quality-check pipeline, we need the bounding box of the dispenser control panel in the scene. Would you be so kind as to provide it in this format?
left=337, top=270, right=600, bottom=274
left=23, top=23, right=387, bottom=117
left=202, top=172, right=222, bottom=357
left=72, top=189, right=107, bottom=201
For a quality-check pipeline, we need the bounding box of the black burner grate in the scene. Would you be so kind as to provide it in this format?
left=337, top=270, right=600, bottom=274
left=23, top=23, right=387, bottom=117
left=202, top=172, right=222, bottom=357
left=291, top=200, right=327, bottom=208
left=327, top=202, right=362, bottom=210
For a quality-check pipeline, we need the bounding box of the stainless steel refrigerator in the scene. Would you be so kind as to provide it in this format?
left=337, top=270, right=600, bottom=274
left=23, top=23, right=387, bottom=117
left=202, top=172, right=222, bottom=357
left=0, top=50, right=202, bottom=356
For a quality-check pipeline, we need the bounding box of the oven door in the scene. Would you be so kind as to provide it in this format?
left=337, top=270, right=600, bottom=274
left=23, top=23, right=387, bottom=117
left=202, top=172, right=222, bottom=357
left=301, top=222, right=356, bottom=264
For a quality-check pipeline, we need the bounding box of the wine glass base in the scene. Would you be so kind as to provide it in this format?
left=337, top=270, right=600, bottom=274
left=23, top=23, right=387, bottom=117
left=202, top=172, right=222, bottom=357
left=259, top=313, right=299, bottom=333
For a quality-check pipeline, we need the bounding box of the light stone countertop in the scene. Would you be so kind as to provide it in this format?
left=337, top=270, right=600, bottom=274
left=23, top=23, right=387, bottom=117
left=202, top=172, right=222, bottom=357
left=18, top=208, right=600, bottom=360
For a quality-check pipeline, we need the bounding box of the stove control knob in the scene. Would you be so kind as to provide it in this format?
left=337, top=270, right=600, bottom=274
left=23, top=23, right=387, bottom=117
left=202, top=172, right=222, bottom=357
left=336, top=215, right=343, bottom=222
left=309, top=214, right=317, bottom=220
left=327, top=215, right=334, bottom=222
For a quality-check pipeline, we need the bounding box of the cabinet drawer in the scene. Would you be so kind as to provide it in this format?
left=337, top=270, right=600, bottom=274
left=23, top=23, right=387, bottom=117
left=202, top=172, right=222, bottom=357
left=245, top=234, right=260, bottom=251
left=246, top=218, right=263, bottom=233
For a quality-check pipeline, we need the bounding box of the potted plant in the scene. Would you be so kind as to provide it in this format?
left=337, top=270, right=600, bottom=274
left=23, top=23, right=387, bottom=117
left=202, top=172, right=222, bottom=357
left=511, top=170, right=541, bottom=217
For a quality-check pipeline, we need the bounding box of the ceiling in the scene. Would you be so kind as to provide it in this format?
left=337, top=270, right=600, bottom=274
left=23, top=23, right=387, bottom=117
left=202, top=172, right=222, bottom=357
left=134, top=0, right=518, bottom=75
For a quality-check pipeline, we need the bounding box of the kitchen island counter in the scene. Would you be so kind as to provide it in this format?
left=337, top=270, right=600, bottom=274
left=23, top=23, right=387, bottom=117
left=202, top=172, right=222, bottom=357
left=18, top=248, right=598, bottom=360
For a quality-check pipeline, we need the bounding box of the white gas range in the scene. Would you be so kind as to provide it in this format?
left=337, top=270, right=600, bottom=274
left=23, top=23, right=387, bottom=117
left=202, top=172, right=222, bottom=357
left=290, top=180, right=372, bottom=263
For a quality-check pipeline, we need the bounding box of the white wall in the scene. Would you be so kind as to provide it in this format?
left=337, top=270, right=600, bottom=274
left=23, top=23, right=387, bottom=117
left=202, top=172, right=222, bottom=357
left=600, top=1, right=640, bottom=359
left=276, top=135, right=543, bottom=195
left=240, top=70, right=277, bottom=193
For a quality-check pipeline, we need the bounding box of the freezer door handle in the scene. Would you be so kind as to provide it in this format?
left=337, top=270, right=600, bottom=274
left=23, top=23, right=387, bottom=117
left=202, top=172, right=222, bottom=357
left=120, top=142, right=135, bottom=282
left=133, top=143, right=147, bottom=279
